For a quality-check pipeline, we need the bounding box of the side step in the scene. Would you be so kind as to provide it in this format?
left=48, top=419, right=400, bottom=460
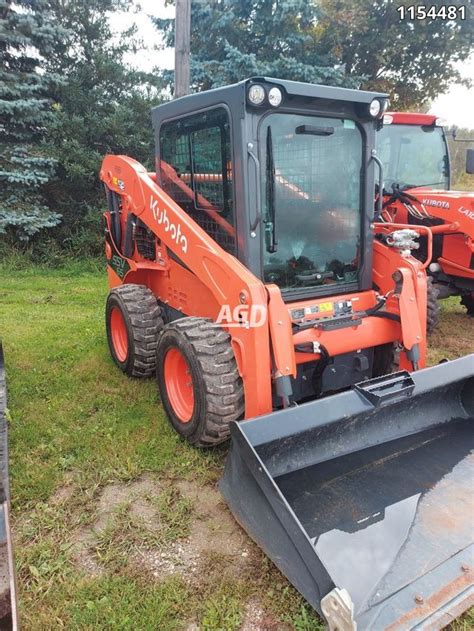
left=220, top=355, right=474, bottom=630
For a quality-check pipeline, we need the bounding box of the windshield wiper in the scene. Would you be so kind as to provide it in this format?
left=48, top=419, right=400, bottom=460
left=403, top=182, right=444, bottom=190
left=265, top=126, right=277, bottom=253
left=401, top=181, right=445, bottom=190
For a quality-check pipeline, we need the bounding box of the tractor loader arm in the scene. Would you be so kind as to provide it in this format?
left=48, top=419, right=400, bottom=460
left=382, top=188, right=474, bottom=237
left=100, top=155, right=275, bottom=418
left=372, top=234, right=427, bottom=369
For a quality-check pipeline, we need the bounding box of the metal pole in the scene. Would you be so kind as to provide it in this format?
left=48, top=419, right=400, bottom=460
left=174, top=0, right=191, bottom=98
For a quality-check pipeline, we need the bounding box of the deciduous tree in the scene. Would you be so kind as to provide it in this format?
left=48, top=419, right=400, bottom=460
left=316, top=0, right=473, bottom=108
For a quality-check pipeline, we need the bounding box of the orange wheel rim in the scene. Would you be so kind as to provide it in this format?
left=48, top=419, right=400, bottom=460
left=110, top=307, right=128, bottom=362
left=164, top=347, right=194, bottom=423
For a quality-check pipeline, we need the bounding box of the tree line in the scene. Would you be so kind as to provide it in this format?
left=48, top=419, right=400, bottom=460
left=1, top=0, right=472, bottom=260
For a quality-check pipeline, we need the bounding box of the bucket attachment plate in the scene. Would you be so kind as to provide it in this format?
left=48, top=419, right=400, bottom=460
left=220, top=355, right=474, bottom=629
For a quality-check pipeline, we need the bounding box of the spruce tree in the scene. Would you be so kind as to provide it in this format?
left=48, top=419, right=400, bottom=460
left=0, top=0, right=65, bottom=238
left=154, top=0, right=361, bottom=92
left=42, top=0, right=163, bottom=254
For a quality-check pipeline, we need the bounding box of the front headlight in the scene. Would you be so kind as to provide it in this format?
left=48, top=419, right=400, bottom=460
left=268, top=86, right=283, bottom=107
left=247, top=84, right=266, bottom=106
left=369, top=99, right=382, bottom=118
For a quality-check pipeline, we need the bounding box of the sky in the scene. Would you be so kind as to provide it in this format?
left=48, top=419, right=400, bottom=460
left=111, top=0, right=474, bottom=129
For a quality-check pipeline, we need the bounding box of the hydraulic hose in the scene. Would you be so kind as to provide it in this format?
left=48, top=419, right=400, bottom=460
left=358, top=295, right=387, bottom=317
left=382, top=184, right=420, bottom=209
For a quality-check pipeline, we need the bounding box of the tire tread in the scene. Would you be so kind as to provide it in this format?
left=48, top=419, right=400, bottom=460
left=158, top=318, right=244, bottom=446
left=109, top=284, right=163, bottom=377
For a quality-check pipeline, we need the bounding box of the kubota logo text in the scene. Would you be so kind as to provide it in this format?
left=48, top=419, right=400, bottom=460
left=422, top=198, right=450, bottom=209
left=459, top=206, right=474, bottom=221
left=215, top=304, right=267, bottom=328
left=150, top=196, right=188, bottom=253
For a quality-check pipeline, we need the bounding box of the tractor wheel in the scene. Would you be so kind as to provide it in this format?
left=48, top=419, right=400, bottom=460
left=460, top=292, right=474, bottom=316
left=372, top=343, right=400, bottom=377
left=426, top=277, right=440, bottom=334
left=106, top=284, right=163, bottom=377
left=156, top=318, right=244, bottom=447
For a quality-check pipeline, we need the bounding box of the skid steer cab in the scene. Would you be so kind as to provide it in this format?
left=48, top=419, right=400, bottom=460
left=99, top=78, right=474, bottom=628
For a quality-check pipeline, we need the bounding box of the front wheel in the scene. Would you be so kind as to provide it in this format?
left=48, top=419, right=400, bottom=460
left=156, top=318, right=244, bottom=447
left=460, top=292, right=474, bottom=316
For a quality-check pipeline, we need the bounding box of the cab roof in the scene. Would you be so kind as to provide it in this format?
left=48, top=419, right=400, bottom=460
left=152, top=77, right=389, bottom=127
left=386, top=112, right=439, bottom=126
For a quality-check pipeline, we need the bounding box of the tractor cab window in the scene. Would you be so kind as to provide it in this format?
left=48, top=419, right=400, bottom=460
left=159, top=107, right=236, bottom=254
left=261, top=113, right=363, bottom=294
left=378, top=124, right=449, bottom=191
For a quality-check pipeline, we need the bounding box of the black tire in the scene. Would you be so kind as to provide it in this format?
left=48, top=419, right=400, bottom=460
left=156, top=318, right=244, bottom=447
left=460, top=292, right=474, bottom=316
left=426, top=276, right=440, bottom=334
left=106, top=284, right=164, bottom=377
left=372, top=343, right=400, bottom=377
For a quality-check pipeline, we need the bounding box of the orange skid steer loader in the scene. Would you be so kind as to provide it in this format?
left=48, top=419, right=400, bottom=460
left=100, top=78, right=474, bottom=629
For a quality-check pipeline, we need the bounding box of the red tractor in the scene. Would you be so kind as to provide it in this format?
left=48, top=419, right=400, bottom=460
left=377, top=112, right=474, bottom=328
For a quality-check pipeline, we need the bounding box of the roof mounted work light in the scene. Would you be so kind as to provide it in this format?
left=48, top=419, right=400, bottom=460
left=369, top=98, right=388, bottom=119
left=268, top=86, right=283, bottom=107
left=247, top=83, right=284, bottom=108
left=247, top=84, right=266, bottom=106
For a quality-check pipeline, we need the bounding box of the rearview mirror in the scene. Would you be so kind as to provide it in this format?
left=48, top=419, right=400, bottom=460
left=466, top=149, right=474, bottom=175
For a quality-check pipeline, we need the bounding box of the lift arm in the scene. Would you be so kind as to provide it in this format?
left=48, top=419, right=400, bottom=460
left=100, top=155, right=273, bottom=418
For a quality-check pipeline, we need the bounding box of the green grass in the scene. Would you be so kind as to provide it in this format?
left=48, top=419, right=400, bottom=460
left=1, top=263, right=473, bottom=629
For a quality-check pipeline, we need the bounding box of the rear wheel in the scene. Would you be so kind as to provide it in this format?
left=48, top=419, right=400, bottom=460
left=460, top=292, right=474, bottom=316
left=106, top=284, right=163, bottom=377
left=156, top=318, right=244, bottom=447
left=426, top=276, right=440, bottom=334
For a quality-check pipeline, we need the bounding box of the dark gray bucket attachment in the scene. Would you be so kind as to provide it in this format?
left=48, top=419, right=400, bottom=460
left=220, top=355, right=474, bottom=630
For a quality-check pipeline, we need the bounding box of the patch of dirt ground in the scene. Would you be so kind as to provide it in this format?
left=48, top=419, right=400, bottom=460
left=73, top=475, right=160, bottom=576
left=240, top=598, right=288, bottom=631
left=140, top=479, right=255, bottom=581
left=73, top=474, right=260, bottom=586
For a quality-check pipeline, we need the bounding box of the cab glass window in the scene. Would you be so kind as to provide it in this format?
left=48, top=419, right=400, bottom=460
left=261, top=113, right=363, bottom=294
left=378, top=124, right=449, bottom=191
left=160, top=107, right=235, bottom=254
